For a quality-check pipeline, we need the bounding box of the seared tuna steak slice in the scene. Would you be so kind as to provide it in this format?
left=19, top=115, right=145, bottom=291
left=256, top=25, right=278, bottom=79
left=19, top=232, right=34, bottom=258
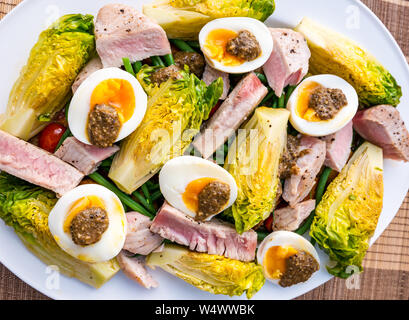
left=117, top=252, right=159, bottom=289
left=150, top=202, right=257, bottom=262
left=95, top=4, right=171, bottom=68
left=353, top=105, right=409, bottom=162
left=320, top=121, right=353, bottom=172
left=283, top=136, right=326, bottom=207
left=263, top=28, right=310, bottom=97
left=54, top=137, right=119, bottom=175
left=273, top=200, right=316, bottom=231
left=193, top=72, right=268, bottom=159
left=123, top=211, right=163, bottom=256
left=0, top=130, right=83, bottom=196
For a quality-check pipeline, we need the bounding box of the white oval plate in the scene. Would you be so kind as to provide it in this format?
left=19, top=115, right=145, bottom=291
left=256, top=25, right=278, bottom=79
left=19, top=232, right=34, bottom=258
left=0, top=0, right=408, bottom=300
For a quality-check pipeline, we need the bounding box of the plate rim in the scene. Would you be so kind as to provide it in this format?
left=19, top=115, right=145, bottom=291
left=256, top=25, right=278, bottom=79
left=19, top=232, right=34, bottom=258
left=0, top=0, right=408, bottom=300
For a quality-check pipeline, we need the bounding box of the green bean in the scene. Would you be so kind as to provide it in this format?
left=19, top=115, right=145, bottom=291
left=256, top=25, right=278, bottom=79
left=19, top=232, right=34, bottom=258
left=100, top=156, right=114, bottom=168
left=295, top=210, right=316, bottom=236
left=271, top=96, right=278, bottom=108
left=284, top=86, right=296, bottom=106
left=151, top=190, right=163, bottom=202
left=133, top=190, right=156, bottom=215
left=151, top=56, right=165, bottom=67
left=224, top=143, right=229, bottom=155
left=260, top=90, right=275, bottom=106
left=278, top=93, right=286, bottom=108
left=255, top=72, right=267, bottom=85
left=162, top=54, right=175, bottom=66
left=122, top=57, right=135, bottom=76
left=145, top=180, right=159, bottom=191
left=170, top=39, right=196, bottom=53
left=257, top=231, right=269, bottom=242
left=64, top=101, right=70, bottom=120
left=133, top=61, right=142, bottom=74
left=88, top=172, right=154, bottom=218
left=316, top=167, right=332, bottom=205
left=54, top=128, right=72, bottom=152
left=141, top=183, right=154, bottom=209
left=186, top=40, right=201, bottom=49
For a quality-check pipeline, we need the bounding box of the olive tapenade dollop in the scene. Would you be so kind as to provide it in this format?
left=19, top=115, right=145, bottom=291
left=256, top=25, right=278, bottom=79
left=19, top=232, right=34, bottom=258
left=174, top=51, right=205, bottom=78
left=88, top=104, right=121, bottom=148
left=279, top=135, right=310, bottom=179
left=279, top=251, right=319, bottom=287
left=197, top=181, right=231, bottom=221
left=309, top=87, right=348, bottom=120
left=226, top=30, right=261, bottom=62
left=70, top=207, right=109, bottom=246
left=151, top=65, right=182, bottom=85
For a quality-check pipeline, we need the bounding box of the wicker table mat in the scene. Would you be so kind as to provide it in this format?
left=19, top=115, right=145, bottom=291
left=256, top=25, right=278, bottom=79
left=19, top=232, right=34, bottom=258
left=0, top=0, right=408, bottom=300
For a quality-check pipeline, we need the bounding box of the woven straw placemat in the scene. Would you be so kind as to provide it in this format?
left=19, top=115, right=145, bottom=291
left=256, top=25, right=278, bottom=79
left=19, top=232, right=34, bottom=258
left=0, top=0, right=408, bottom=300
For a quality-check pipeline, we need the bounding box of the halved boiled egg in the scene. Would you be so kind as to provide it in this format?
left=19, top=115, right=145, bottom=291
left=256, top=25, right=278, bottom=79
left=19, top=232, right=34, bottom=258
left=159, top=156, right=238, bottom=221
left=287, top=74, right=358, bottom=136
left=48, top=184, right=127, bottom=263
left=68, top=67, right=147, bottom=147
left=199, top=17, right=273, bottom=74
left=257, top=231, right=320, bottom=287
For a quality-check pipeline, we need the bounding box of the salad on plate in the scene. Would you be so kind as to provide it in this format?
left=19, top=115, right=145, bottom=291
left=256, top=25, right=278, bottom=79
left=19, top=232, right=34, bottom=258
left=0, top=0, right=407, bottom=298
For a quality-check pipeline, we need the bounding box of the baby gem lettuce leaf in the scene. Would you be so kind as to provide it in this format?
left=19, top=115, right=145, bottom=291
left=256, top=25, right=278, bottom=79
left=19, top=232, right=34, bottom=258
left=310, top=142, right=384, bottom=278
left=147, top=244, right=265, bottom=299
left=0, top=172, right=119, bottom=288
left=0, top=14, right=95, bottom=140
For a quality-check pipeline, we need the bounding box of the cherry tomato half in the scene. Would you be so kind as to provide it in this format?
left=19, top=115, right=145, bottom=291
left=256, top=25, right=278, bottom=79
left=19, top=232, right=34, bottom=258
left=209, top=100, right=222, bottom=118
left=39, top=123, right=66, bottom=153
left=264, top=213, right=274, bottom=233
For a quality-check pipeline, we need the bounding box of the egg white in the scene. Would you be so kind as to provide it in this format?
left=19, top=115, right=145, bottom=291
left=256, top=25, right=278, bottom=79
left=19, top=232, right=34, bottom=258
left=257, top=231, right=320, bottom=285
left=68, top=67, right=147, bottom=146
left=159, top=156, right=238, bottom=220
left=199, top=17, right=274, bottom=74
left=287, top=74, right=359, bottom=137
left=48, top=184, right=127, bottom=263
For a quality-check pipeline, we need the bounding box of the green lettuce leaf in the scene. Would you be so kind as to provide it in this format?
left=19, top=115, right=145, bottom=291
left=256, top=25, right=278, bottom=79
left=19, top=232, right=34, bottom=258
left=147, top=244, right=265, bottom=298
left=224, top=107, right=289, bottom=234
left=0, top=14, right=95, bottom=140
left=109, top=65, right=223, bottom=194
left=310, top=142, right=384, bottom=278
left=0, top=173, right=119, bottom=288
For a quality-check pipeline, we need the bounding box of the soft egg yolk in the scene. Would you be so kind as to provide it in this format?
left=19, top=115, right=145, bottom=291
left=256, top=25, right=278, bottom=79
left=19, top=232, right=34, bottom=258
left=295, top=81, right=323, bottom=122
left=204, top=29, right=245, bottom=67
left=263, top=245, right=298, bottom=279
left=182, top=177, right=217, bottom=213
left=90, top=79, right=135, bottom=123
left=63, top=196, right=106, bottom=234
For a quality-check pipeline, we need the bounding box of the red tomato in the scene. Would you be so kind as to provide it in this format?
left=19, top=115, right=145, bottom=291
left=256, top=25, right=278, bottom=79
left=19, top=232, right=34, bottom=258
left=264, top=213, right=274, bottom=233
left=39, top=123, right=66, bottom=153
left=209, top=100, right=222, bottom=118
